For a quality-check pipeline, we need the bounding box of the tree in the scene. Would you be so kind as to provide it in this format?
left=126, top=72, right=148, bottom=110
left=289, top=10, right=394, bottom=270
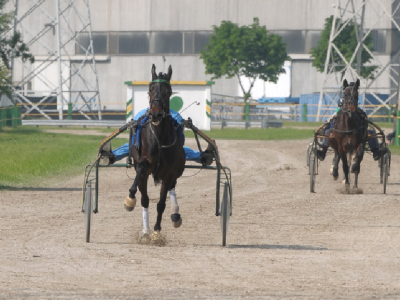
left=0, top=0, right=34, bottom=101
left=200, top=18, right=290, bottom=121
left=311, top=15, right=376, bottom=80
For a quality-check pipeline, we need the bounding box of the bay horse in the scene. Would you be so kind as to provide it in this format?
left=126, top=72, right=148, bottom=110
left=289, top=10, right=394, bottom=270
left=328, top=79, right=368, bottom=189
left=124, top=64, right=186, bottom=237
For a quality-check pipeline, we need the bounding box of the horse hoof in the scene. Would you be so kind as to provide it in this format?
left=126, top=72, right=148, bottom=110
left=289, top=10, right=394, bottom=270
left=124, top=196, right=136, bottom=211
left=333, top=176, right=338, bottom=181
left=171, top=213, right=182, bottom=228
left=150, top=231, right=167, bottom=246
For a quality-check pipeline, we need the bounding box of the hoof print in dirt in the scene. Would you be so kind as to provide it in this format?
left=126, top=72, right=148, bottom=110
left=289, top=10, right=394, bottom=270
left=137, top=233, right=151, bottom=245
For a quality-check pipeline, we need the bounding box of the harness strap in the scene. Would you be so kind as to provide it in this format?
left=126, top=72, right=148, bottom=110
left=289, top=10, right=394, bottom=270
left=148, top=117, right=180, bottom=176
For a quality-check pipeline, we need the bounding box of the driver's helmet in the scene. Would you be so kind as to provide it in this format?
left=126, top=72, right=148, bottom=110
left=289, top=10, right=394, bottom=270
left=338, top=98, right=345, bottom=107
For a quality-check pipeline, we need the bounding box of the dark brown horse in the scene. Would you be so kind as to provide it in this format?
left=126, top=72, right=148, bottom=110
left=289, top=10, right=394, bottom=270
left=124, top=64, right=186, bottom=237
left=328, top=79, right=368, bottom=189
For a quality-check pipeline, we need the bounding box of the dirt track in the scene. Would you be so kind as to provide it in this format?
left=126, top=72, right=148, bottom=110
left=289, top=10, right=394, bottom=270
left=1, top=138, right=400, bottom=299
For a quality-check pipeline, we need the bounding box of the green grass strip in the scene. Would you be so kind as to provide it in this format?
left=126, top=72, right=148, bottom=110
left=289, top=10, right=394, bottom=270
left=0, top=127, right=126, bottom=188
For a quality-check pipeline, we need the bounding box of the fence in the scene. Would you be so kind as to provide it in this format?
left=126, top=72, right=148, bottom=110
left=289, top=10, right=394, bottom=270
left=1, top=97, right=396, bottom=128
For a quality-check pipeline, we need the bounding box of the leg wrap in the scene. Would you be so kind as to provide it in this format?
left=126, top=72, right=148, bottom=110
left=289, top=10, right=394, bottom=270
left=142, top=207, right=150, bottom=234
left=169, top=188, right=179, bottom=214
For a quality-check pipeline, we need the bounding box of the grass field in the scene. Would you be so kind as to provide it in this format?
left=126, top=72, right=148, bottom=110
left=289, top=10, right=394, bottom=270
left=1, top=125, right=398, bottom=188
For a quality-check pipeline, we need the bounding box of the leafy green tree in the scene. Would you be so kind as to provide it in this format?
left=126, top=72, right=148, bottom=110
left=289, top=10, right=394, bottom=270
left=0, top=0, right=34, bottom=101
left=200, top=18, right=290, bottom=121
left=311, top=15, right=376, bottom=79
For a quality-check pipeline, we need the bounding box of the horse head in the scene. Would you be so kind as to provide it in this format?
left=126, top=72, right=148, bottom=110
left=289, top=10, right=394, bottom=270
left=148, top=64, right=173, bottom=125
left=342, top=79, right=360, bottom=117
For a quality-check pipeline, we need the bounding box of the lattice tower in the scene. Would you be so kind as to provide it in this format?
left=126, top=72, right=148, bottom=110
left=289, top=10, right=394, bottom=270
left=7, top=0, right=101, bottom=120
left=317, top=0, right=400, bottom=121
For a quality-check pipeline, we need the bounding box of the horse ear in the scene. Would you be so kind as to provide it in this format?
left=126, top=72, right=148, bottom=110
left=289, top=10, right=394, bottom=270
left=166, top=65, right=172, bottom=81
left=151, top=64, right=157, bottom=81
left=343, top=79, right=349, bottom=89
left=355, top=79, right=360, bottom=88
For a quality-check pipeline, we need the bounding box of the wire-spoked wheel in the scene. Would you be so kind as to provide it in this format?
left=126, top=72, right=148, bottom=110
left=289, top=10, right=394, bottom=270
left=220, top=182, right=231, bottom=246
left=83, top=181, right=93, bottom=243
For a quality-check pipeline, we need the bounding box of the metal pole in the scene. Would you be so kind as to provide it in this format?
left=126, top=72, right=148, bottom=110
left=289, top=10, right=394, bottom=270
left=395, top=54, right=400, bottom=145
left=55, top=0, right=63, bottom=120
left=10, top=0, right=19, bottom=88
left=356, top=1, right=366, bottom=75
left=317, top=0, right=339, bottom=121
left=85, top=0, right=102, bottom=120
left=302, top=103, right=307, bottom=122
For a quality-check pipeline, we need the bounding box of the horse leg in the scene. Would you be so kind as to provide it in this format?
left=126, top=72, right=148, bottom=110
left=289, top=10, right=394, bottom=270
left=332, top=152, right=340, bottom=180
left=125, top=161, right=147, bottom=211
left=154, top=180, right=170, bottom=232
left=351, top=144, right=364, bottom=189
left=169, top=181, right=182, bottom=228
left=354, top=172, right=359, bottom=189
left=341, top=153, right=350, bottom=187
left=138, top=173, right=151, bottom=235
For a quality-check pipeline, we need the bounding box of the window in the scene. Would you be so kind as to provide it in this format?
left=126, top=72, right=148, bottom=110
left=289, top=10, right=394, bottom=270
left=119, top=32, right=149, bottom=54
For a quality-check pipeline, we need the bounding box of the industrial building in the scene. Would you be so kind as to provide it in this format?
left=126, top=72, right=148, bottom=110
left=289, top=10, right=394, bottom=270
left=7, top=0, right=400, bottom=120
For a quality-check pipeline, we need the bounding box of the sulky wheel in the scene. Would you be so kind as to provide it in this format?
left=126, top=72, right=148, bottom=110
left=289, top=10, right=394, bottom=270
left=383, top=153, right=389, bottom=194
left=306, top=142, right=312, bottom=167
left=309, top=151, right=316, bottom=193
left=220, top=182, right=231, bottom=246
left=83, top=181, right=93, bottom=243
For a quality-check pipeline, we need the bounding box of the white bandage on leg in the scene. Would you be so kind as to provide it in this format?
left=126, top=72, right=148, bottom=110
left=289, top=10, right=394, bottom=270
left=169, top=188, right=179, bottom=214
left=142, top=207, right=150, bottom=234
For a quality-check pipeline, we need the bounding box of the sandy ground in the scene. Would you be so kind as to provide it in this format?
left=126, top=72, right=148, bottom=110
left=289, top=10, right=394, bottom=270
left=1, top=137, right=400, bottom=299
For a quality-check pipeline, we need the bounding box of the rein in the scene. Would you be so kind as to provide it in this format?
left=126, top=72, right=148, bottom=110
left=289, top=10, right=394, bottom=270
left=332, top=124, right=366, bottom=134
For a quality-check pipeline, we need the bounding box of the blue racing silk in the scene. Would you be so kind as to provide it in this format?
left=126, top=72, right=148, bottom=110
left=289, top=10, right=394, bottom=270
left=112, top=108, right=200, bottom=163
left=112, top=144, right=201, bottom=163
left=132, top=108, right=185, bottom=147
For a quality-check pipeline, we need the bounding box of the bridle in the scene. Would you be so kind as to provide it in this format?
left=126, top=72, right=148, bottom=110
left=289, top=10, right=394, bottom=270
left=149, top=79, right=171, bottom=120
left=342, top=84, right=358, bottom=114
left=333, top=83, right=366, bottom=133
left=146, top=78, right=178, bottom=175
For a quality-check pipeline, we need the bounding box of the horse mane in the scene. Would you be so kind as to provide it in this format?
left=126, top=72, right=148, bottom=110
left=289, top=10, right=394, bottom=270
left=343, top=82, right=356, bottom=90
left=156, top=72, right=169, bottom=80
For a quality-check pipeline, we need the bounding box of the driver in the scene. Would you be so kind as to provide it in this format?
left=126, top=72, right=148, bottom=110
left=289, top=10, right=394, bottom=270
left=102, top=107, right=214, bottom=166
